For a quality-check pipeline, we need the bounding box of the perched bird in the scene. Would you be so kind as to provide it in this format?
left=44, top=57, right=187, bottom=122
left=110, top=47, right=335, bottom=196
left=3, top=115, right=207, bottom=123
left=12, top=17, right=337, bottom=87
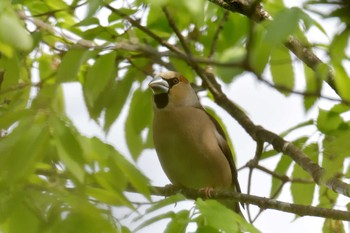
left=149, top=71, right=242, bottom=213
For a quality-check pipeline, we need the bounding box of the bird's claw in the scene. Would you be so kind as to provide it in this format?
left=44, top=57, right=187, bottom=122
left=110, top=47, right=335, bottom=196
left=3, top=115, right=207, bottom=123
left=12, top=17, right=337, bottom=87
left=199, top=187, right=214, bottom=199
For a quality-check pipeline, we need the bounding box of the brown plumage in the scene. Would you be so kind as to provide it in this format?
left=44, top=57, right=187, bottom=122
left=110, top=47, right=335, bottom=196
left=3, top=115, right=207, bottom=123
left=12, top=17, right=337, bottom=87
left=149, top=71, right=241, bottom=212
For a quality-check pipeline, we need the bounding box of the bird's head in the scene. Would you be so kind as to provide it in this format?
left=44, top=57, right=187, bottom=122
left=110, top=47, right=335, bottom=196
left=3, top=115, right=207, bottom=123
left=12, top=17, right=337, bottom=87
left=149, top=71, right=199, bottom=109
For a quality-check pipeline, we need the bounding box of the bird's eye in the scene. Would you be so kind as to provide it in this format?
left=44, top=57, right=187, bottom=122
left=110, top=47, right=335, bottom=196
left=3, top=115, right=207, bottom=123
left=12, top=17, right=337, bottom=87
left=172, top=78, right=179, bottom=84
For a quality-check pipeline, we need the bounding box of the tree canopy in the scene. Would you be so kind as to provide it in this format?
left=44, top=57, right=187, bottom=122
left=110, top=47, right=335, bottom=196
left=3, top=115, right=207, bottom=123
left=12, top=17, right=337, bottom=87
left=0, top=0, right=350, bottom=232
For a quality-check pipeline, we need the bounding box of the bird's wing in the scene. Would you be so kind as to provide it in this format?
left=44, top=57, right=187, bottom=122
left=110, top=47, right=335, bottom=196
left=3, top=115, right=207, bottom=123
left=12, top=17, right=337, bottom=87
left=205, top=110, right=242, bottom=194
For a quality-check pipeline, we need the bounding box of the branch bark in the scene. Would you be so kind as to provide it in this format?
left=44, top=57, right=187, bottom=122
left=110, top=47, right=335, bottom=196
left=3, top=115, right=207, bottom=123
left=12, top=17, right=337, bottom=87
left=142, top=185, right=350, bottom=221
left=198, top=70, right=350, bottom=198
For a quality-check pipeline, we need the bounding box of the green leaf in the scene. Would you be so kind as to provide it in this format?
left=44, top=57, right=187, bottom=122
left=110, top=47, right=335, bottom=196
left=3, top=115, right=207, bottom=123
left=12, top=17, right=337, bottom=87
left=74, top=17, right=100, bottom=27
left=279, top=120, right=314, bottom=138
left=180, top=0, right=205, bottom=23
left=315, top=63, right=329, bottom=81
left=330, top=103, right=350, bottom=114
left=51, top=84, right=66, bottom=112
left=298, top=8, right=327, bottom=36
left=0, top=52, right=21, bottom=89
left=135, top=211, right=175, bottom=232
left=319, top=184, right=338, bottom=208
left=0, top=9, right=33, bottom=52
left=104, top=71, right=134, bottom=131
left=121, top=226, right=132, bottom=233
left=52, top=118, right=85, bottom=183
left=169, top=57, right=195, bottom=81
left=333, top=64, right=350, bottom=101
left=57, top=48, right=92, bottom=83
left=164, top=210, right=190, bottom=233
left=216, top=47, right=245, bottom=83
left=38, top=53, right=56, bottom=80
left=322, top=132, right=349, bottom=177
left=260, top=149, right=279, bottom=160
left=85, top=186, right=130, bottom=206
left=196, top=199, right=257, bottom=233
left=0, top=109, right=33, bottom=130
left=249, top=25, right=271, bottom=75
left=130, top=89, right=152, bottom=134
left=49, top=206, right=117, bottom=233
left=303, top=64, right=320, bottom=111
left=270, top=47, right=294, bottom=96
left=317, top=108, right=344, bottom=133
left=330, top=29, right=349, bottom=64
left=80, top=137, right=132, bottom=207
left=265, top=7, right=301, bottom=45
left=219, top=46, right=246, bottom=64
left=125, top=89, right=153, bottom=159
left=147, top=5, right=172, bottom=37
left=291, top=143, right=318, bottom=206
left=144, top=194, right=187, bottom=216
left=8, top=201, right=40, bottom=233
left=196, top=226, right=222, bottom=233
left=84, top=51, right=117, bottom=108
left=329, top=29, right=349, bottom=101
left=270, top=155, right=293, bottom=197
left=322, top=218, right=345, bottom=233
left=263, top=0, right=285, bottom=16
left=0, top=41, right=13, bottom=57
left=318, top=131, right=349, bottom=205
left=85, top=0, right=102, bottom=19
left=113, top=152, right=151, bottom=198
left=26, top=1, right=50, bottom=15
left=0, top=118, right=49, bottom=183
left=215, top=14, right=249, bottom=53
left=46, top=0, right=68, bottom=10
left=196, top=199, right=238, bottom=233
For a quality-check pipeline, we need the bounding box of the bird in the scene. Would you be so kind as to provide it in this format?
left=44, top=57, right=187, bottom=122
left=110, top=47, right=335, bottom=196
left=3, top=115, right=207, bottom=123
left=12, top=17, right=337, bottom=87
left=149, top=71, right=242, bottom=213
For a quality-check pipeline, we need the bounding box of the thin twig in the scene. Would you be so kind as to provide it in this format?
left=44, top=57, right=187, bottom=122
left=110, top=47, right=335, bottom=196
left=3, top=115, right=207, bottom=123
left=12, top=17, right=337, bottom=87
left=208, top=10, right=229, bottom=58
left=30, top=1, right=87, bottom=17
left=126, top=58, right=154, bottom=77
left=258, top=75, right=349, bottom=105
left=0, top=74, right=54, bottom=95
left=162, top=6, right=192, bottom=56
left=251, top=181, right=286, bottom=223
left=106, top=5, right=185, bottom=56
left=246, top=141, right=263, bottom=222
left=254, top=164, right=313, bottom=184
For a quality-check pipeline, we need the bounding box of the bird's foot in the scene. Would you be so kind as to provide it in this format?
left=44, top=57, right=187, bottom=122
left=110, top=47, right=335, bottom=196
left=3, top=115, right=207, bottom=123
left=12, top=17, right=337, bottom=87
left=199, top=187, right=214, bottom=199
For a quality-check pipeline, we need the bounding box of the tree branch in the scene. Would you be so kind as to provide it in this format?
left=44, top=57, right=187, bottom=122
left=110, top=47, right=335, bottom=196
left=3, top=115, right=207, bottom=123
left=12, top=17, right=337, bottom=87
left=197, top=70, right=350, bottom=198
left=207, top=0, right=271, bottom=22
left=141, top=185, right=350, bottom=221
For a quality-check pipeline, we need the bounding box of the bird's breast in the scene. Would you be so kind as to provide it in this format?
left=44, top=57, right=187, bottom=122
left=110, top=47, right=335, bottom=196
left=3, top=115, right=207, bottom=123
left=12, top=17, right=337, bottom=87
left=152, top=107, right=232, bottom=189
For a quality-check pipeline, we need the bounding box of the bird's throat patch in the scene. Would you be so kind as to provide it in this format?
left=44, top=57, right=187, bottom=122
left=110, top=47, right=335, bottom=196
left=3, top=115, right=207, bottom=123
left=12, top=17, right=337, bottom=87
left=154, top=93, right=168, bottom=109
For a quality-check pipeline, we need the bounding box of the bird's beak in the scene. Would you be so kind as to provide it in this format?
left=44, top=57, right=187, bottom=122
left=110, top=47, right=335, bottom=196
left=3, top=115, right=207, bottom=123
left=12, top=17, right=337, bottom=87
left=149, top=76, right=169, bottom=94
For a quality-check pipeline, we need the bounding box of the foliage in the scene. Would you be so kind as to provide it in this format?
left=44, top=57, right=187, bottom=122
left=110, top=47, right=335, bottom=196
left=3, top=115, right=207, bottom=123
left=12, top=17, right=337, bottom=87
left=0, top=0, right=349, bottom=232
